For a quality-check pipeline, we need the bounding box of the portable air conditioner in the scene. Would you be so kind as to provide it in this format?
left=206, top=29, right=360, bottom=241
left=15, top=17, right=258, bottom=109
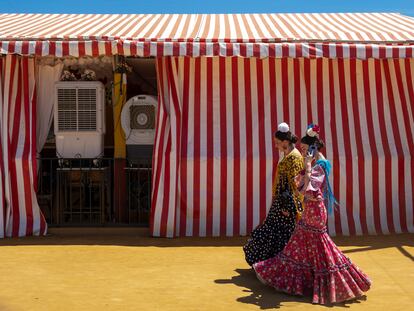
left=54, top=81, right=105, bottom=158
left=121, top=95, right=157, bottom=159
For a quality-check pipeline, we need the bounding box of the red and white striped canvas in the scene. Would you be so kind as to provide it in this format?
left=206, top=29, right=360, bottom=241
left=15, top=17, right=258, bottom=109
left=1, top=40, right=414, bottom=59
left=152, top=56, right=414, bottom=237
left=0, top=55, right=47, bottom=237
left=1, top=13, right=414, bottom=58
left=0, top=58, right=4, bottom=238
left=0, top=13, right=413, bottom=42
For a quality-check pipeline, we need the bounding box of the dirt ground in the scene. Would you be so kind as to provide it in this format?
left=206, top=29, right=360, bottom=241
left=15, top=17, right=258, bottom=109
left=0, top=228, right=412, bottom=311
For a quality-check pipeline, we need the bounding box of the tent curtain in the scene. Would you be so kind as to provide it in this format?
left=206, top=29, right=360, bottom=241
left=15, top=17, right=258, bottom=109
left=0, top=55, right=47, bottom=237
left=152, top=56, right=414, bottom=238
left=36, top=62, right=63, bottom=154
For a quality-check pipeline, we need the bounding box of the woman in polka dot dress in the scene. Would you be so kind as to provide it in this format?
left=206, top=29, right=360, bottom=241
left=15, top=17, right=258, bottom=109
left=253, top=125, right=371, bottom=304
left=243, top=122, right=304, bottom=266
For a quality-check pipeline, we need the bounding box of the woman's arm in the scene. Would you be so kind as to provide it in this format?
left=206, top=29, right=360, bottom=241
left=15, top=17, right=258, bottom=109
left=289, top=154, right=304, bottom=182
left=303, top=159, right=326, bottom=198
left=280, top=154, right=304, bottom=216
left=302, top=159, right=313, bottom=193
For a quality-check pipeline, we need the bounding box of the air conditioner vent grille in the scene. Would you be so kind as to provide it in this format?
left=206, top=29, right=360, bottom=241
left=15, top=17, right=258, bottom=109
left=56, top=87, right=97, bottom=131
left=57, top=88, right=77, bottom=131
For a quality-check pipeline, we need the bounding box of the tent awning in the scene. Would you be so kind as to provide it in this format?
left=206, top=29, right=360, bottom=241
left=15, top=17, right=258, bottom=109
left=1, top=13, right=414, bottom=58
left=1, top=13, right=414, bottom=42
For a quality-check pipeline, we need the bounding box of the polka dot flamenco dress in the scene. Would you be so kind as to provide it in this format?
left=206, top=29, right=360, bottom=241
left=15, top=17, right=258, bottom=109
left=253, top=160, right=371, bottom=304
left=243, top=149, right=303, bottom=266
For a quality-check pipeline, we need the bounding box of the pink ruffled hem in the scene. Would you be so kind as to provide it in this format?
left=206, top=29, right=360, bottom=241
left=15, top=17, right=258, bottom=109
left=253, top=254, right=371, bottom=304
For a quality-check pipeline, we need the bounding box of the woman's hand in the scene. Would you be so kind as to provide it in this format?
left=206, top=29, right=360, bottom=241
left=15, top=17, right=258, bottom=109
left=282, top=210, right=289, bottom=217
left=305, top=152, right=313, bottom=166
left=294, top=175, right=301, bottom=188
left=293, top=189, right=301, bottom=198
left=305, top=152, right=313, bottom=175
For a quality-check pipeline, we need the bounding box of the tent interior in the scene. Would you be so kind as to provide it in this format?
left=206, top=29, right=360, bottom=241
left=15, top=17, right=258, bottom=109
left=38, top=56, right=158, bottom=227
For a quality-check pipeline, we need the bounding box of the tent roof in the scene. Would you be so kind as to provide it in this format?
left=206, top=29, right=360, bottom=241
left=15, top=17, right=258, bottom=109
left=1, top=13, right=414, bottom=43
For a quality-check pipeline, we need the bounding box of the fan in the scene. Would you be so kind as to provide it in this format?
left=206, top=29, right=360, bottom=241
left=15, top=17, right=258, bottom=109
left=130, top=105, right=155, bottom=130
left=120, top=94, right=157, bottom=147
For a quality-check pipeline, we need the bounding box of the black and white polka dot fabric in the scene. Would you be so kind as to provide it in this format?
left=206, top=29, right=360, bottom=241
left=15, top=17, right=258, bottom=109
left=243, top=150, right=303, bottom=266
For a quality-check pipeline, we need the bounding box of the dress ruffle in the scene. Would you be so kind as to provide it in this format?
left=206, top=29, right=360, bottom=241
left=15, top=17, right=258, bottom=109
left=253, top=223, right=371, bottom=304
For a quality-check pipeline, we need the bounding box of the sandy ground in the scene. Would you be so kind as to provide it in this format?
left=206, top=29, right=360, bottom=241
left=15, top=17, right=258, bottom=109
left=0, top=228, right=412, bottom=311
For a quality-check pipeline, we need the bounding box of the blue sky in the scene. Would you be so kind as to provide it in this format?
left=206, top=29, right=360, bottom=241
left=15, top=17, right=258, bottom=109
left=0, top=0, right=413, bottom=17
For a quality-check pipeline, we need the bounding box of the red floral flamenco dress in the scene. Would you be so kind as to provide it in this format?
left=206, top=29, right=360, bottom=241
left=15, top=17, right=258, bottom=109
left=253, top=159, right=371, bottom=304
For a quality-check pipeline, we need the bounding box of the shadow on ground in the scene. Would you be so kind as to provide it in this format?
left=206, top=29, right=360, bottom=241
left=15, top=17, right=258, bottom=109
left=0, top=228, right=412, bottom=252
left=215, top=268, right=367, bottom=309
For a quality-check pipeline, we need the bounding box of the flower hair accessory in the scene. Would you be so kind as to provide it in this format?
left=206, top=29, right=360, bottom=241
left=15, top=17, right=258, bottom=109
left=306, top=124, right=320, bottom=137
left=278, top=122, right=290, bottom=133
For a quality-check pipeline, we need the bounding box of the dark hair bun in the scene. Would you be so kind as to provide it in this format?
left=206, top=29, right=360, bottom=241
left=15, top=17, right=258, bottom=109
left=301, top=135, right=325, bottom=150
left=275, top=131, right=297, bottom=144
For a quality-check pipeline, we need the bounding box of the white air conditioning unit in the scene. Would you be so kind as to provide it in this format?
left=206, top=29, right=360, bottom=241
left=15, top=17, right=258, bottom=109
left=121, top=95, right=157, bottom=159
left=54, top=81, right=105, bottom=158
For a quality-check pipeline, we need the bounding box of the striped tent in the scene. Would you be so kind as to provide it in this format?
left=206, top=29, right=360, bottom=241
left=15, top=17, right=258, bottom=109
left=1, top=13, right=414, bottom=58
left=0, top=13, right=413, bottom=238
left=154, top=56, right=414, bottom=237
left=0, top=13, right=413, bottom=41
left=0, top=55, right=47, bottom=237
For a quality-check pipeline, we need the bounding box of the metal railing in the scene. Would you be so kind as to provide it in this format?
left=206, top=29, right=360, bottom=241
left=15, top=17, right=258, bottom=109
left=36, top=157, right=152, bottom=227
left=125, top=161, right=152, bottom=225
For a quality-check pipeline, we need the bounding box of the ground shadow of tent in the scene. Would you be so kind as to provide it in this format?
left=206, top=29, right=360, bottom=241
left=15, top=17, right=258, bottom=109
left=0, top=229, right=412, bottom=250
left=338, top=234, right=414, bottom=262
